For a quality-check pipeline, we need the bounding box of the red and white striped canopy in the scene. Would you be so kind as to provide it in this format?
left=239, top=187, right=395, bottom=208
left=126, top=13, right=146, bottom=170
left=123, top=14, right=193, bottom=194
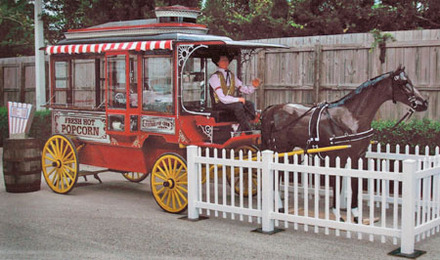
left=46, top=40, right=173, bottom=55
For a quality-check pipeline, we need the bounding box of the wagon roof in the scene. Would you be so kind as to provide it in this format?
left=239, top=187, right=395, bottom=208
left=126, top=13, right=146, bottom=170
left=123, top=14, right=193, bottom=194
left=46, top=33, right=285, bottom=55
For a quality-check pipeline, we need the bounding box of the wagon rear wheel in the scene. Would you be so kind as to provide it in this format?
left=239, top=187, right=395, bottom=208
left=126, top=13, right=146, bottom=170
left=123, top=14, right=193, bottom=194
left=150, top=153, right=187, bottom=213
left=41, top=134, right=79, bottom=194
left=122, top=172, right=149, bottom=182
left=225, top=145, right=259, bottom=196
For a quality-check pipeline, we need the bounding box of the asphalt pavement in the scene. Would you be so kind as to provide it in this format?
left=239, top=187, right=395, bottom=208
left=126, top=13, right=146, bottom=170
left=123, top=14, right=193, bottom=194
left=1, top=148, right=440, bottom=260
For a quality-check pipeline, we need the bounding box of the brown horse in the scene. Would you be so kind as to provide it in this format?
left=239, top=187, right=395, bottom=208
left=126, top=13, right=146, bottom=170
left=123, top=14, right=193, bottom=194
left=260, top=66, right=428, bottom=222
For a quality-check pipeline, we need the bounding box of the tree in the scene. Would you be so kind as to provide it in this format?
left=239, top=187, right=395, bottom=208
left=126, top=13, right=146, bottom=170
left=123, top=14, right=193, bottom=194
left=43, top=0, right=157, bottom=44
left=0, top=0, right=35, bottom=57
left=200, top=0, right=300, bottom=40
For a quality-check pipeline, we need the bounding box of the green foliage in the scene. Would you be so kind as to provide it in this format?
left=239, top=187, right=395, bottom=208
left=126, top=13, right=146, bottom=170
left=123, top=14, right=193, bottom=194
left=0, top=108, right=52, bottom=147
left=369, top=29, right=396, bottom=52
left=372, top=119, right=440, bottom=153
left=0, top=107, right=8, bottom=146
left=0, top=0, right=35, bottom=57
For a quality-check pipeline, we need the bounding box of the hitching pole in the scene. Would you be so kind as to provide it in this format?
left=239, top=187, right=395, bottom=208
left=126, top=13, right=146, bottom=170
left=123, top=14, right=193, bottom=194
left=34, top=0, right=46, bottom=110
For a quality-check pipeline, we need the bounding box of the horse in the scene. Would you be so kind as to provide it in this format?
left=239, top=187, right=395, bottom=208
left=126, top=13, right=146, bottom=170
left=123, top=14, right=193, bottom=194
left=260, top=65, right=428, bottom=222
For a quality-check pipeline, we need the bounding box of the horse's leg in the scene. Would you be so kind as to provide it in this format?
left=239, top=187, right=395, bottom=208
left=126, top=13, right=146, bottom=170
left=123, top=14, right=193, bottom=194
left=328, top=158, right=345, bottom=221
left=350, top=158, right=360, bottom=223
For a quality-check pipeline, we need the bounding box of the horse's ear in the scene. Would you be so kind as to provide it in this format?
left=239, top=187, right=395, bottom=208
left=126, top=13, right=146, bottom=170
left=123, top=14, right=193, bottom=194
left=394, top=64, right=404, bottom=75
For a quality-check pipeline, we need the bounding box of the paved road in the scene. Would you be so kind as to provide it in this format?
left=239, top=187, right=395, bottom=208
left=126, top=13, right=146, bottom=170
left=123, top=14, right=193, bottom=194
left=1, top=148, right=439, bottom=260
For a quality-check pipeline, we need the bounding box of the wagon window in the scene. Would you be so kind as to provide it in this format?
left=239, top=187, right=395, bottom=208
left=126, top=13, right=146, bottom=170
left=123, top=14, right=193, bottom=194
left=73, top=59, right=98, bottom=107
left=54, top=61, right=68, bottom=105
left=107, top=55, right=127, bottom=109
left=142, top=56, right=173, bottom=113
left=182, top=57, right=206, bottom=110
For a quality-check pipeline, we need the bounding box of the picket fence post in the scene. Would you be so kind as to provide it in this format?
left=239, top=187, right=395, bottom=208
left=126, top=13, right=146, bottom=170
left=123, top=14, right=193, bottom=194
left=400, top=159, right=417, bottom=255
left=261, top=150, right=275, bottom=233
left=187, top=145, right=200, bottom=220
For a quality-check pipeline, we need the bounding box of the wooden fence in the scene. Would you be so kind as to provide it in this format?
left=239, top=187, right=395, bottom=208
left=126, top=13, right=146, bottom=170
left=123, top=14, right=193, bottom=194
left=2, top=29, right=440, bottom=120
left=243, top=29, right=440, bottom=121
left=0, top=56, right=49, bottom=108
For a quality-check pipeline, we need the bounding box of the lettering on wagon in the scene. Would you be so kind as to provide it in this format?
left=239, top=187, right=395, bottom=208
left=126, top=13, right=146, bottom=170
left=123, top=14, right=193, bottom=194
left=140, top=116, right=175, bottom=134
left=53, top=111, right=109, bottom=143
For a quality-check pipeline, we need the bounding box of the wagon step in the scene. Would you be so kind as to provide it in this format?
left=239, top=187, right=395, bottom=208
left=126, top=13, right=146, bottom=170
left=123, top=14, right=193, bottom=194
left=79, top=169, right=108, bottom=183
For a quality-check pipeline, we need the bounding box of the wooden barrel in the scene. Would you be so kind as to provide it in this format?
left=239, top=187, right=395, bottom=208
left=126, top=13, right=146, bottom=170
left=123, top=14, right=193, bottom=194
left=3, top=138, right=41, bottom=193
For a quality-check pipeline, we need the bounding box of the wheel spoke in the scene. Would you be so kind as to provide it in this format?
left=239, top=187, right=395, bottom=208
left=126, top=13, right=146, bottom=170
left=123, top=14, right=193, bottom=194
left=172, top=159, right=179, bottom=178
left=160, top=189, right=169, bottom=201
left=155, top=186, right=165, bottom=194
left=63, top=168, right=74, bottom=181
left=64, top=164, right=77, bottom=173
left=63, top=159, right=76, bottom=165
left=176, top=172, right=187, bottom=182
left=46, top=167, right=56, bottom=178
left=171, top=190, right=176, bottom=209
left=153, top=171, right=167, bottom=181
left=175, top=191, right=183, bottom=208
left=175, top=188, right=187, bottom=204
left=176, top=184, right=188, bottom=193
left=161, top=159, right=170, bottom=175
left=157, top=165, right=170, bottom=178
left=46, top=144, right=57, bottom=160
left=63, top=150, right=74, bottom=161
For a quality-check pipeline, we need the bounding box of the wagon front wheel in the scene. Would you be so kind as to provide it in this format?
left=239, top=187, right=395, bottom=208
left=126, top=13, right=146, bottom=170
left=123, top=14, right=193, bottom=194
left=41, top=134, right=79, bottom=194
left=150, top=153, right=187, bottom=213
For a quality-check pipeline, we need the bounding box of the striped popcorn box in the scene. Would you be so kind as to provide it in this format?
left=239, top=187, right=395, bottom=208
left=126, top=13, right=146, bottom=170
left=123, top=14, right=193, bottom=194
left=8, top=102, right=35, bottom=139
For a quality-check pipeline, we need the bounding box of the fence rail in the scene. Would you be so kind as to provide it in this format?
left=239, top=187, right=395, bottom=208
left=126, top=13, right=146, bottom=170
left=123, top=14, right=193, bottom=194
left=187, top=144, right=440, bottom=256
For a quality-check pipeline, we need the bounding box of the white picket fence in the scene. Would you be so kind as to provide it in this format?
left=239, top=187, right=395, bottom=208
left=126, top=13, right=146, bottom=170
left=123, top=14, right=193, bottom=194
left=186, top=144, right=440, bottom=256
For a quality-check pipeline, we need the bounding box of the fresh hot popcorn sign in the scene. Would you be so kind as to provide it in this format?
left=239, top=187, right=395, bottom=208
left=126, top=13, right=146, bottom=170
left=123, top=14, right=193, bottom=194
left=53, top=110, right=109, bottom=143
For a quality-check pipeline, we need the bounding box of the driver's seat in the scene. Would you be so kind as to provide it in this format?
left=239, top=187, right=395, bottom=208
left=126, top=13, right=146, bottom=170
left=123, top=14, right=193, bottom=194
left=208, top=85, right=237, bottom=122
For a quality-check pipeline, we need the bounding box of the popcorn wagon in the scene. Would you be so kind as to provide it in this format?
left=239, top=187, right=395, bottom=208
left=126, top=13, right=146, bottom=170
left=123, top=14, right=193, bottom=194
left=42, top=6, right=282, bottom=213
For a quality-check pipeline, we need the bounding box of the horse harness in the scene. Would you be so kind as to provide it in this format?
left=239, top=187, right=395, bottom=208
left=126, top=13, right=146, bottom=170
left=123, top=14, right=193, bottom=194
left=306, top=103, right=374, bottom=151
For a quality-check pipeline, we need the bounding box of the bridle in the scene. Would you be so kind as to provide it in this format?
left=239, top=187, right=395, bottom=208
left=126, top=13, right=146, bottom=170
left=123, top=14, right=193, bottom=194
left=391, top=71, right=418, bottom=108
left=390, top=71, right=418, bottom=129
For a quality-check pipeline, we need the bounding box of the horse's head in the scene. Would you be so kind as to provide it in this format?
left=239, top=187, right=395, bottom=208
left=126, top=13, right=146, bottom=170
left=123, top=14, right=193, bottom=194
left=391, top=66, right=428, bottom=111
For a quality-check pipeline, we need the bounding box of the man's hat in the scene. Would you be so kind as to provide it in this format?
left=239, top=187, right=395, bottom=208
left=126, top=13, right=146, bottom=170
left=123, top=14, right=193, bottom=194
left=212, top=53, right=234, bottom=66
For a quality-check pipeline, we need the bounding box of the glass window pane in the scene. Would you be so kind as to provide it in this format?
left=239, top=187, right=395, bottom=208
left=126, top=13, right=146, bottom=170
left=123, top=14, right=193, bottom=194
left=108, top=114, right=125, bottom=131
left=142, top=57, right=173, bottom=113
left=129, top=56, right=138, bottom=108
left=107, top=56, right=126, bottom=109
left=55, top=61, right=68, bottom=89
left=182, top=57, right=206, bottom=109
left=73, top=59, right=96, bottom=107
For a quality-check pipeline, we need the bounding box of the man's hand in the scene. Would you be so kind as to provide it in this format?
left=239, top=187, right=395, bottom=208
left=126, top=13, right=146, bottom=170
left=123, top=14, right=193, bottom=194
left=238, top=97, right=245, bottom=104
left=252, top=78, right=261, bottom=88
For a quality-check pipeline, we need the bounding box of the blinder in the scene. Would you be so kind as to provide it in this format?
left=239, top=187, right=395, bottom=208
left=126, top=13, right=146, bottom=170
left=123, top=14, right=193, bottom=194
left=392, top=71, right=417, bottom=108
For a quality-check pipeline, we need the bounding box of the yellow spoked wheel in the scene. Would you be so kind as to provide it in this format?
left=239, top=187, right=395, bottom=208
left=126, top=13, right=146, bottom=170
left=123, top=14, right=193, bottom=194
left=122, top=172, right=149, bottom=182
left=150, top=153, right=188, bottom=213
left=41, top=134, right=79, bottom=194
left=224, top=145, right=259, bottom=196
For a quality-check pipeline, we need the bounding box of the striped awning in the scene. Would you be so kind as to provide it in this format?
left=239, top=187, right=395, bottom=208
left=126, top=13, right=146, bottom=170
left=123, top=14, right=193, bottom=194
left=45, top=40, right=173, bottom=55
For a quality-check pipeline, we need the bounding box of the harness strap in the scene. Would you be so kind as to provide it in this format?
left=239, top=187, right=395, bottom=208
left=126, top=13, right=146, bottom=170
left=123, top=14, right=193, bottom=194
left=391, top=108, right=414, bottom=130
left=329, top=128, right=375, bottom=145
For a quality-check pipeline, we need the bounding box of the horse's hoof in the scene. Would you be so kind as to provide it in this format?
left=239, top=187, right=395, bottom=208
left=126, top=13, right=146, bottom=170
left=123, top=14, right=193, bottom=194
left=353, top=217, right=359, bottom=224
left=278, top=208, right=285, bottom=213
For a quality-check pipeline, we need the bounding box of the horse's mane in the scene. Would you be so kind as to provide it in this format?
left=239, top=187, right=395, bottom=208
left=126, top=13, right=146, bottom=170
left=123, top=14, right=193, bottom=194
left=328, top=72, right=392, bottom=108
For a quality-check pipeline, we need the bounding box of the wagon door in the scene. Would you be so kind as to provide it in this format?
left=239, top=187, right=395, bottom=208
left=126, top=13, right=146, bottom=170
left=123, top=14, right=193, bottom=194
left=105, top=53, right=141, bottom=142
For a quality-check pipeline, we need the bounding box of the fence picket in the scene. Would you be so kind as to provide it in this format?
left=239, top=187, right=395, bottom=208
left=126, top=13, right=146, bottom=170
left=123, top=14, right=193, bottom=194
left=324, top=156, right=330, bottom=235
